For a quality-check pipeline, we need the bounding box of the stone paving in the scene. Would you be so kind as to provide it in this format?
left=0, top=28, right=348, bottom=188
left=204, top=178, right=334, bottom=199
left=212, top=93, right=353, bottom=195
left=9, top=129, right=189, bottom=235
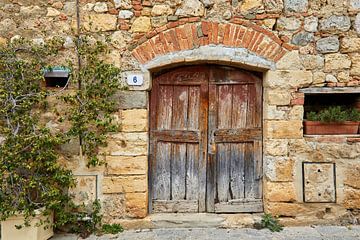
left=52, top=225, right=360, bottom=240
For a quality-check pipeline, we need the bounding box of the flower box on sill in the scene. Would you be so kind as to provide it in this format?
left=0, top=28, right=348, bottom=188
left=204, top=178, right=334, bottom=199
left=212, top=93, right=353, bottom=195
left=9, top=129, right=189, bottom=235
left=303, top=121, right=359, bottom=135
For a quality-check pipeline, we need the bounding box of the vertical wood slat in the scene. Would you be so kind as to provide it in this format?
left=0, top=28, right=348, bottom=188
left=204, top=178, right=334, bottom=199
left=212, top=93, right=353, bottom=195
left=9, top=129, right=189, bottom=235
left=188, top=86, right=200, bottom=130
left=186, top=144, right=199, bottom=200
left=218, top=85, right=233, bottom=129
left=230, top=143, right=245, bottom=199
left=206, top=82, right=217, bottom=212
left=157, top=85, right=173, bottom=129
left=244, top=143, right=256, bottom=199
left=232, top=84, right=248, bottom=128
left=172, top=86, right=188, bottom=130
left=155, top=142, right=171, bottom=200
left=171, top=143, right=187, bottom=200
left=198, top=80, right=209, bottom=212
left=216, top=143, right=231, bottom=202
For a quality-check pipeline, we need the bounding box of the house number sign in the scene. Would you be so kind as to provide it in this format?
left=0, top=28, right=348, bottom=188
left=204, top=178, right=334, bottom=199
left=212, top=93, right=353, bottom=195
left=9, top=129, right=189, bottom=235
left=127, top=74, right=144, bottom=86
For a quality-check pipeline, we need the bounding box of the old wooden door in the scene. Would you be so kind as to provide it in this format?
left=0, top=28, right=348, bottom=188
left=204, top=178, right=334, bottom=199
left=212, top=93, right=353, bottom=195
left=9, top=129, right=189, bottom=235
left=207, top=67, right=263, bottom=213
left=150, top=65, right=262, bottom=213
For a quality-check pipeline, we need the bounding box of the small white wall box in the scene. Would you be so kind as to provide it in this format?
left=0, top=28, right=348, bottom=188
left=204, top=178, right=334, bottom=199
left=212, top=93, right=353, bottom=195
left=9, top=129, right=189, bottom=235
left=43, top=67, right=70, bottom=88
left=127, top=73, right=144, bottom=86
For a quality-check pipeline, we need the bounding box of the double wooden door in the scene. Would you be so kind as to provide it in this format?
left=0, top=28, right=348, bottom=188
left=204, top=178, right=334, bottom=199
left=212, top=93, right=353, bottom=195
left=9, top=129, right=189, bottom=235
left=149, top=65, right=262, bottom=213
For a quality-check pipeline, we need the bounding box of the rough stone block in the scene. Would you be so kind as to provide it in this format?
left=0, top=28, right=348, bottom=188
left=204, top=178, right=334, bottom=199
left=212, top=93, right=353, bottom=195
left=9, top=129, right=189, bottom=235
left=265, top=181, right=297, bottom=202
left=102, top=194, right=126, bottom=221
left=264, top=70, right=312, bottom=89
left=121, top=109, right=148, bottom=132
left=340, top=37, right=360, bottom=53
left=151, top=5, right=172, bottom=16
left=324, top=53, right=351, bottom=72
left=319, top=15, right=351, bottom=33
left=105, top=132, right=148, bottom=156
left=131, top=16, right=151, bottom=33
left=276, top=17, right=301, bottom=31
left=344, top=163, right=360, bottom=189
left=303, top=163, right=335, bottom=203
left=263, top=105, right=286, bottom=120
left=266, top=202, right=306, bottom=217
left=82, top=14, right=117, bottom=32
left=106, top=155, right=147, bottom=175
left=70, top=175, right=97, bottom=206
left=125, top=192, right=148, bottom=218
left=304, top=16, right=318, bottom=32
left=300, top=55, right=324, bottom=70
left=102, top=175, right=147, bottom=193
left=175, top=0, right=205, bottom=17
left=263, top=0, right=283, bottom=13
left=114, top=91, right=148, bottom=109
left=264, top=120, right=303, bottom=139
left=284, top=0, right=308, bottom=13
left=289, top=105, right=304, bottom=120
left=343, top=187, right=360, bottom=208
left=276, top=51, right=303, bottom=70
left=264, top=140, right=288, bottom=156
left=316, top=36, right=339, bottom=53
left=265, top=90, right=291, bottom=105
left=350, top=53, right=360, bottom=76
left=291, top=32, right=314, bottom=46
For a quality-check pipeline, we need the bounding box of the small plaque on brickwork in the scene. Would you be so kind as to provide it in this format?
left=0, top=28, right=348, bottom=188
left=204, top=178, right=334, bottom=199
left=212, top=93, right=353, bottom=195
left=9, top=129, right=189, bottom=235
left=127, top=74, right=144, bottom=86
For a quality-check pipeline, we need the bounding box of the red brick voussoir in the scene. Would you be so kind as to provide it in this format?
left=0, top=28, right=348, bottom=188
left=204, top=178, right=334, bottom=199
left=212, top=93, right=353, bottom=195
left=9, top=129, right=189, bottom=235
left=132, top=19, right=289, bottom=65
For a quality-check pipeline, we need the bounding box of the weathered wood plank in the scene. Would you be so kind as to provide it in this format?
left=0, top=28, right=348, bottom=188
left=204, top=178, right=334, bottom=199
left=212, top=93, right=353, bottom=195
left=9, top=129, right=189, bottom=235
left=171, top=143, right=186, bottom=200
left=216, top=143, right=230, bottom=202
left=186, top=144, right=199, bottom=200
left=215, top=201, right=263, bottom=213
left=230, top=143, right=245, bottom=200
left=218, top=85, right=232, bottom=129
left=157, top=85, right=173, bottom=129
left=152, top=200, right=198, bottom=213
left=172, top=86, right=188, bottom=130
left=244, top=143, right=256, bottom=199
left=206, top=82, right=217, bottom=212
left=152, top=130, right=199, bottom=143
left=232, top=84, right=248, bottom=128
left=214, top=128, right=261, bottom=142
left=154, top=142, right=171, bottom=200
left=188, top=86, right=200, bottom=130
left=253, top=140, right=263, bottom=199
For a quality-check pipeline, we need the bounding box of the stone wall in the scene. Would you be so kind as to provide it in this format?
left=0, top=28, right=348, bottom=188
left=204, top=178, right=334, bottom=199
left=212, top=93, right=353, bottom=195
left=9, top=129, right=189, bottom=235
left=1, top=0, right=360, bottom=226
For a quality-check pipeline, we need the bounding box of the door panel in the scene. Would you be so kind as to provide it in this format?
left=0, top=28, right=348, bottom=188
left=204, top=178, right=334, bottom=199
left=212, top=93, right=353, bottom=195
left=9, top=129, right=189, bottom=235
left=150, top=65, right=262, bottom=213
left=150, top=66, right=208, bottom=213
left=208, top=67, right=263, bottom=213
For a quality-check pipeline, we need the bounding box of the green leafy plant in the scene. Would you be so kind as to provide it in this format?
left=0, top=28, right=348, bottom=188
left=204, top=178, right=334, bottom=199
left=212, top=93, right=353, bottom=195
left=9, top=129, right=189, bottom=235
left=306, top=106, right=360, bottom=122
left=0, top=38, right=75, bottom=228
left=69, top=200, right=103, bottom=238
left=62, top=37, right=122, bottom=167
left=260, top=213, right=283, bottom=232
left=101, top=223, right=124, bottom=234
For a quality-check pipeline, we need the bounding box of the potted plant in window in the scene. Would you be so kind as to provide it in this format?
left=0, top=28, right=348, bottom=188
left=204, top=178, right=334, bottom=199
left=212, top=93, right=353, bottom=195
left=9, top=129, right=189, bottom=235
left=0, top=38, right=75, bottom=240
left=304, top=106, right=360, bottom=135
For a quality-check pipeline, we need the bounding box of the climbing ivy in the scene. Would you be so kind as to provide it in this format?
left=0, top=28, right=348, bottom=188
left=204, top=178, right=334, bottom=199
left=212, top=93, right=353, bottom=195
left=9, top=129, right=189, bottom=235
left=0, top=37, right=75, bottom=228
left=0, top=36, right=123, bottom=233
left=62, top=37, right=122, bottom=167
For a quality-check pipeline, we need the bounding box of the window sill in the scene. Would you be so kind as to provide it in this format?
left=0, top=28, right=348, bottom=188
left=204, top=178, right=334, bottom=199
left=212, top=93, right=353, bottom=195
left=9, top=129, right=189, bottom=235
left=304, top=134, right=360, bottom=143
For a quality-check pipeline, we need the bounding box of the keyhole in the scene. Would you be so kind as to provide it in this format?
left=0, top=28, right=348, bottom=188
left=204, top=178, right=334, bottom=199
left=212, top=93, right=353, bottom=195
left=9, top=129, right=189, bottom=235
left=317, top=169, right=321, bottom=173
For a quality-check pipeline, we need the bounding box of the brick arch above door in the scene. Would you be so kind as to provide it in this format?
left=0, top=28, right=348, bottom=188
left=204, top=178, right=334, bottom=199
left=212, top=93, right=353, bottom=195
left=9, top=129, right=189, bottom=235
left=132, top=19, right=293, bottom=67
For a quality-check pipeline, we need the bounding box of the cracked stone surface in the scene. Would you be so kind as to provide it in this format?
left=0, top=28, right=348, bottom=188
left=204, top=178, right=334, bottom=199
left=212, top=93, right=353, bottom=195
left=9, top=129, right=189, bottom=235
left=52, top=225, right=360, bottom=240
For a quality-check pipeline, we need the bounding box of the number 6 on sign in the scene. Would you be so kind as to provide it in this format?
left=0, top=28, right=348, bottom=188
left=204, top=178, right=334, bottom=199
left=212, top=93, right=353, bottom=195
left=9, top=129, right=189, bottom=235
left=127, top=74, right=144, bottom=86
